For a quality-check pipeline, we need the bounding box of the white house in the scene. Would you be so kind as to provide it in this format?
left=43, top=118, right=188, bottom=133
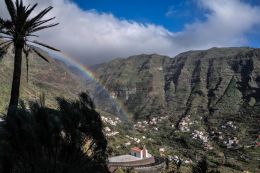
left=130, top=146, right=151, bottom=159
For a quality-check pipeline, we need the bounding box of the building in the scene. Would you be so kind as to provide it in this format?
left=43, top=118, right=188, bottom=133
left=108, top=146, right=160, bottom=173
left=130, top=146, right=150, bottom=159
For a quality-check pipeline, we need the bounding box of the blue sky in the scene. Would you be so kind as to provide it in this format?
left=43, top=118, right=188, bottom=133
left=72, top=0, right=207, bottom=32
left=72, top=0, right=260, bottom=48
left=2, top=0, right=259, bottom=64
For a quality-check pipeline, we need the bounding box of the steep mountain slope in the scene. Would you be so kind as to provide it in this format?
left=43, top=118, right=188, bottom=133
left=91, top=47, right=260, bottom=172
left=0, top=48, right=86, bottom=113
left=93, top=48, right=260, bottom=130
left=1, top=45, right=259, bottom=171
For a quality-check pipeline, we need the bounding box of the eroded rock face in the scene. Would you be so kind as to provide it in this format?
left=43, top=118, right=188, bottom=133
left=91, top=47, right=260, bottom=145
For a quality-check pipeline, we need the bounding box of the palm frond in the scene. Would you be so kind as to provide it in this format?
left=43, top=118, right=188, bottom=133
left=32, top=48, right=49, bottom=62
left=25, top=3, right=38, bottom=19
left=29, top=6, right=53, bottom=24
left=5, top=0, right=17, bottom=23
left=0, top=18, right=13, bottom=33
left=0, top=17, right=4, bottom=25
left=32, top=41, right=60, bottom=51
left=29, top=17, right=56, bottom=30
left=30, top=23, right=59, bottom=33
left=0, top=30, right=14, bottom=37
left=1, top=42, right=12, bottom=51
left=27, top=34, right=39, bottom=38
left=16, top=1, right=27, bottom=25
left=0, top=20, right=15, bottom=36
left=0, top=40, right=12, bottom=47
left=0, top=17, right=4, bottom=29
left=15, top=0, right=20, bottom=9
left=15, top=0, right=23, bottom=15
left=0, top=35, right=12, bottom=39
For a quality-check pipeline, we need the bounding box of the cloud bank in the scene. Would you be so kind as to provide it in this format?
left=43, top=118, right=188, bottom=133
left=1, top=0, right=260, bottom=65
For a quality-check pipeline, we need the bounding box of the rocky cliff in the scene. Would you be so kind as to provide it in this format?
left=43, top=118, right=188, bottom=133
left=91, top=48, right=260, bottom=171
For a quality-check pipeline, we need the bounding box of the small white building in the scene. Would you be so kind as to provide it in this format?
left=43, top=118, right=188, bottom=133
left=130, top=146, right=151, bottom=159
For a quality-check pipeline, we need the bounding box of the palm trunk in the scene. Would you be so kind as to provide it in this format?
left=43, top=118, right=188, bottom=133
left=7, top=44, right=23, bottom=117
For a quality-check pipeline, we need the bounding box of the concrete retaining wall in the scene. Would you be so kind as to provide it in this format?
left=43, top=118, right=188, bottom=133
left=108, top=157, right=155, bottom=167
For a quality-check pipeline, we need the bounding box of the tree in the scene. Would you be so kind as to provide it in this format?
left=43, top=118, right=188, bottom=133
left=161, top=158, right=182, bottom=173
left=0, top=92, right=109, bottom=173
left=0, top=0, right=59, bottom=116
left=192, top=156, right=208, bottom=173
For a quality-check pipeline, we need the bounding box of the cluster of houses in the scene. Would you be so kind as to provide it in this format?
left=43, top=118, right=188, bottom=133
left=125, top=135, right=141, bottom=144
left=104, top=126, right=120, bottom=137
left=209, top=130, right=224, bottom=140
left=221, top=121, right=237, bottom=129
left=168, top=155, right=193, bottom=164
left=178, top=115, right=198, bottom=132
left=133, top=115, right=169, bottom=132
left=124, top=135, right=152, bottom=146
left=102, top=116, right=121, bottom=137
left=224, top=137, right=239, bottom=149
left=101, top=116, right=121, bottom=126
left=192, top=130, right=213, bottom=150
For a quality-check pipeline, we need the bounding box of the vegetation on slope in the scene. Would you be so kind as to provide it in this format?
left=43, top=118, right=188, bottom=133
left=91, top=48, right=260, bottom=172
left=0, top=48, right=85, bottom=114
left=0, top=92, right=108, bottom=173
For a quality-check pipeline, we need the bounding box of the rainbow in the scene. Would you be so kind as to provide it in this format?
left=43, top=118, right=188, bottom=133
left=48, top=50, right=131, bottom=120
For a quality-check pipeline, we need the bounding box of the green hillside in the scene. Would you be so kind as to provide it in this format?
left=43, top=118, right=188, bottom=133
left=0, top=48, right=85, bottom=114
left=91, top=47, right=260, bottom=172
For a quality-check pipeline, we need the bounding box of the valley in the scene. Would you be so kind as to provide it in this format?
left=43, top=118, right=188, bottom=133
left=0, top=47, right=260, bottom=172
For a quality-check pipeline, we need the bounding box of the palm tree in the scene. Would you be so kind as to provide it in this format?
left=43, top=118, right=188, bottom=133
left=0, top=0, right=59, bottom=116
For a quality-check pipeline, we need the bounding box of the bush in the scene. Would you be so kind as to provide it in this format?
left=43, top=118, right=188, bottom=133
left=192, top=156, right=208, bottom=173
left=0, top=92, right=109, bottom=173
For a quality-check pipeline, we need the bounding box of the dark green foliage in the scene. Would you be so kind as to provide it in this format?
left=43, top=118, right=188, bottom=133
left=0, top=92, right=108, bottom=173
left=192, top=157, right=220, bottom=173
left=208, top=170, right=220, bottom=173
left=192, top=157, right=208, bottom=173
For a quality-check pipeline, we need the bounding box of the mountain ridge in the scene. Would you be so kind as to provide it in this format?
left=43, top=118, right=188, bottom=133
left=92, top=47, right=260, bottom=119
left=89, top=47, right=260, bottom=172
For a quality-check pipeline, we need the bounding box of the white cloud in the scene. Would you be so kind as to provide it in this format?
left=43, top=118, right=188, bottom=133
left=174, top=0, right=260, bottom=50
left=1, top=0, right=260, bottom=65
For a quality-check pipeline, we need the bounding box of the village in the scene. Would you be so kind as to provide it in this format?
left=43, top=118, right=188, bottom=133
left=101, top=114, right=260, bottom=160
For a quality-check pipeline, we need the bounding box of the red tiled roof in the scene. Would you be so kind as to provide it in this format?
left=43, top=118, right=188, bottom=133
left=131, top=147, right=142, bottom=152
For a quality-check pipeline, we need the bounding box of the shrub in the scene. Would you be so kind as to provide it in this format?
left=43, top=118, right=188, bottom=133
left=0, top=92, right=109, bottom=173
